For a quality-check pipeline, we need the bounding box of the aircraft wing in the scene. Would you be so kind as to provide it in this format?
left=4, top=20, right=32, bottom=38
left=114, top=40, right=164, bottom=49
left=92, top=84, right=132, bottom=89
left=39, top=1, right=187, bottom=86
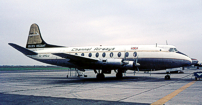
left=52, top=53, right=99, bottom=62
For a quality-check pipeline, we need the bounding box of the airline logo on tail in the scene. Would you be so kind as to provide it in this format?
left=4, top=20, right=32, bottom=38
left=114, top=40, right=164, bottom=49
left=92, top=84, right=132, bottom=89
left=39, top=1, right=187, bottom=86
left=26, top=23, right=63, bottom=48
left=27, top=44, right=46, bottom=48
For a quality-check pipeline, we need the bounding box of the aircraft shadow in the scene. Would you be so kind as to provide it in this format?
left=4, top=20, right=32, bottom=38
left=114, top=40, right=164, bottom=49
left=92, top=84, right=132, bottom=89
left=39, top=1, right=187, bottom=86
left=37, top=75, right=195, bottom=85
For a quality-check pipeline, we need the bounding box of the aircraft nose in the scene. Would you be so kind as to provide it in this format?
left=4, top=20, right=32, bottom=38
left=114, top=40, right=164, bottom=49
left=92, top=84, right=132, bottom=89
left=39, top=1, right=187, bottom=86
left=184, top=57, right=192, bottom=66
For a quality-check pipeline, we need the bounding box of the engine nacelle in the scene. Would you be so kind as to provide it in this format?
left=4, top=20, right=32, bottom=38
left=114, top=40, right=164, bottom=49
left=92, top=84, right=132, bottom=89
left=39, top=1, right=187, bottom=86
left=98, top=59, right=135, bottom=69
left=98, top=59, right=123, bottom=67
left=122, top=61, right=134, bottom=69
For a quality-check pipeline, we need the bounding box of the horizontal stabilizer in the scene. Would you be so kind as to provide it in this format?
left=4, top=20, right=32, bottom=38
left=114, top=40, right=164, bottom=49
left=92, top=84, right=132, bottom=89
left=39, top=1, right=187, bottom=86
left=8, top=43, right=38, bottom=55
left=52, top=53, right=98, bottom=62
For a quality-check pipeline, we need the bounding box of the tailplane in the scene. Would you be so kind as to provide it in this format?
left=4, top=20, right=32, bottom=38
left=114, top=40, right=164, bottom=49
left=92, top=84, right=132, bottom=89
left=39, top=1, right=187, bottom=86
left=26, top=23, right=62, bottom=48
left=9, top=43, right=38, bottom=55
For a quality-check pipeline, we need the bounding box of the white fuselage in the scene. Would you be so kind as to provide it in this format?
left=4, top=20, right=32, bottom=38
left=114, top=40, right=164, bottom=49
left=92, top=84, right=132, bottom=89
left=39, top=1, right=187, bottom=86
left=27, top=45, right=192, bottom=71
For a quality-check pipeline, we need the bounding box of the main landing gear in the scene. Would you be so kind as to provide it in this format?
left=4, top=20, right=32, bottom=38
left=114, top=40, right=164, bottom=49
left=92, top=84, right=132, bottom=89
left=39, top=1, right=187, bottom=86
left=96, top=73, right=105, bottom=79
left=94, top=69, right=124, bottom=79
left=94, top=69, right=105, bottom=80
left=116, top=69, right=123, bottom=79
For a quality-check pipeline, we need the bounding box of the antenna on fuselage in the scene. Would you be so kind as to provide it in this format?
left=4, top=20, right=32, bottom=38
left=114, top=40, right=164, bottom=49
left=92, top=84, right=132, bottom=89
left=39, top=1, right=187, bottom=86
left=166, top=40, right=168, bottom=45
left=156, top=43, right=157, bottom=47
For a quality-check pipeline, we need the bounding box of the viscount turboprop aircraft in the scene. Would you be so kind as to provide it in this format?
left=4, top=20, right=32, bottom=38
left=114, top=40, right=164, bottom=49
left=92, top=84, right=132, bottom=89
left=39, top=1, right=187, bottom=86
left=9, top=23, right=192, bottom=80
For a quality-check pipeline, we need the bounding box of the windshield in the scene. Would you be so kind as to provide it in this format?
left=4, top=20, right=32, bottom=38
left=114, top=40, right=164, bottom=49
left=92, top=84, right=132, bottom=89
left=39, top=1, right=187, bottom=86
left=169, top=48, right=188, bottom=56
left=169, top=48, right=174, bottom=52
left=169, top=48, right=178, bottom=52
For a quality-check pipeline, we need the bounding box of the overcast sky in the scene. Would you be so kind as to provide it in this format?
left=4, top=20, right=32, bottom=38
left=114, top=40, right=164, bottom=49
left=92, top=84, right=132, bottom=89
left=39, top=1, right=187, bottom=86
left=0, top=0, right=202, bottom=65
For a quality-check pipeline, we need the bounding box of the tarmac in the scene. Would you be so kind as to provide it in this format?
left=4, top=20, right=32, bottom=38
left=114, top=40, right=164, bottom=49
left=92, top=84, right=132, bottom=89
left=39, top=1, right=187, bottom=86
left=0, top=68, right=202, bottom=105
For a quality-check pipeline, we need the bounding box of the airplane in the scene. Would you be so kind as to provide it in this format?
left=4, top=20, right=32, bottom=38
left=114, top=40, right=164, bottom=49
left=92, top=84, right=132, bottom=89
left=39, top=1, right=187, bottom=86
left=9, top=23, right=192, bottom=80
left=194, top=62, right=202, bottom=69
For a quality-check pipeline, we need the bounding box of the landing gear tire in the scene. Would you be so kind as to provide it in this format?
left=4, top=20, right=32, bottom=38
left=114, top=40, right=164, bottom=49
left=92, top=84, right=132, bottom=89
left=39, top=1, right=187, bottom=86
left=116, top=72, right=123, bottom=79
left=66, top=75, right=68, bottom=78
left=165, top=75, right=170, bottom=80
left=96, top=73, right=105, bottom=80
left=195, top=77, right=197, bottom=81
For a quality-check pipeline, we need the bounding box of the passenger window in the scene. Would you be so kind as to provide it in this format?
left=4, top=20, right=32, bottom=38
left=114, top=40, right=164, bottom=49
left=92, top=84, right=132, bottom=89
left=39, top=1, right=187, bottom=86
left=96, top=52, right=99, bottom=58
left=118, top=52, right=121, bottom=57
left=88, top=53, right=92, bottom=57
left=125, top=52, right=129, bottom=57
left=133, top=52, right=137, bottom=57
left=110, top=52, right=113, bottom=57
left=81, top=53, right=84, bottom=56
left=102, top=52, right=106, bottom=57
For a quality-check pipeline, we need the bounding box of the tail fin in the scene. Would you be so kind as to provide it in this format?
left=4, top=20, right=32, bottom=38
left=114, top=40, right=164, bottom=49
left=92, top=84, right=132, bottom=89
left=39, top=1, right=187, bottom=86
left=26, top=23, right=63, bottom=48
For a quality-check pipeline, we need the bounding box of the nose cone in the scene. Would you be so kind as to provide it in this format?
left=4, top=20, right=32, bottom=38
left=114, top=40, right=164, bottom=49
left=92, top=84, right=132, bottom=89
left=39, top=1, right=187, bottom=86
left=184, top=57, right=192, bottom=66
left=191, top=58, right=199, bottom=65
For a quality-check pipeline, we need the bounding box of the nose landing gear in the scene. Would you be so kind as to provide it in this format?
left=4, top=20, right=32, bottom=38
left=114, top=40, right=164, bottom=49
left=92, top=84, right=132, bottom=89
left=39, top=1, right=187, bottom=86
left=165, top=71, right=171, bottom=80
left=165, top=69, right=171, bottom=80
left=165, top=75, right=170, bottom=80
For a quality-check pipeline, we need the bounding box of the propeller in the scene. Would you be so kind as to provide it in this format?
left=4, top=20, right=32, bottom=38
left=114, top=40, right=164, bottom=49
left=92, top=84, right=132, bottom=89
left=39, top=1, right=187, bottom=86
left=135, top=55, right=140, bottom=72
left=122, top=49, right=128, bottom=65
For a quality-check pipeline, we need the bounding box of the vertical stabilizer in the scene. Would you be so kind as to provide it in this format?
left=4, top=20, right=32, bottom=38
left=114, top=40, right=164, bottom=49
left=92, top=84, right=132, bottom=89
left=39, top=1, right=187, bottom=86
left=26, top=23, right=62, bottom=48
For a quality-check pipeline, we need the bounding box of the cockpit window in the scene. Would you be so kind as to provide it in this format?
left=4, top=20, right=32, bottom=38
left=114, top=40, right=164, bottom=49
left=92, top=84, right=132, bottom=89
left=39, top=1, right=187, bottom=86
left=174, top=48, right=178, bottom=52
left=169, top=48, right=175, bottom=52
left=169, top=48, right=178, bottom=52
left=169, top=48, right=188, bottom=56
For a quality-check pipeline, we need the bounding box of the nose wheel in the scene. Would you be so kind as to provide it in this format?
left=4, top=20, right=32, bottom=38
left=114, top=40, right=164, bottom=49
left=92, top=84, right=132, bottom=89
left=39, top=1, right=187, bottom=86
left=165, top=75, right=170, bottom=80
